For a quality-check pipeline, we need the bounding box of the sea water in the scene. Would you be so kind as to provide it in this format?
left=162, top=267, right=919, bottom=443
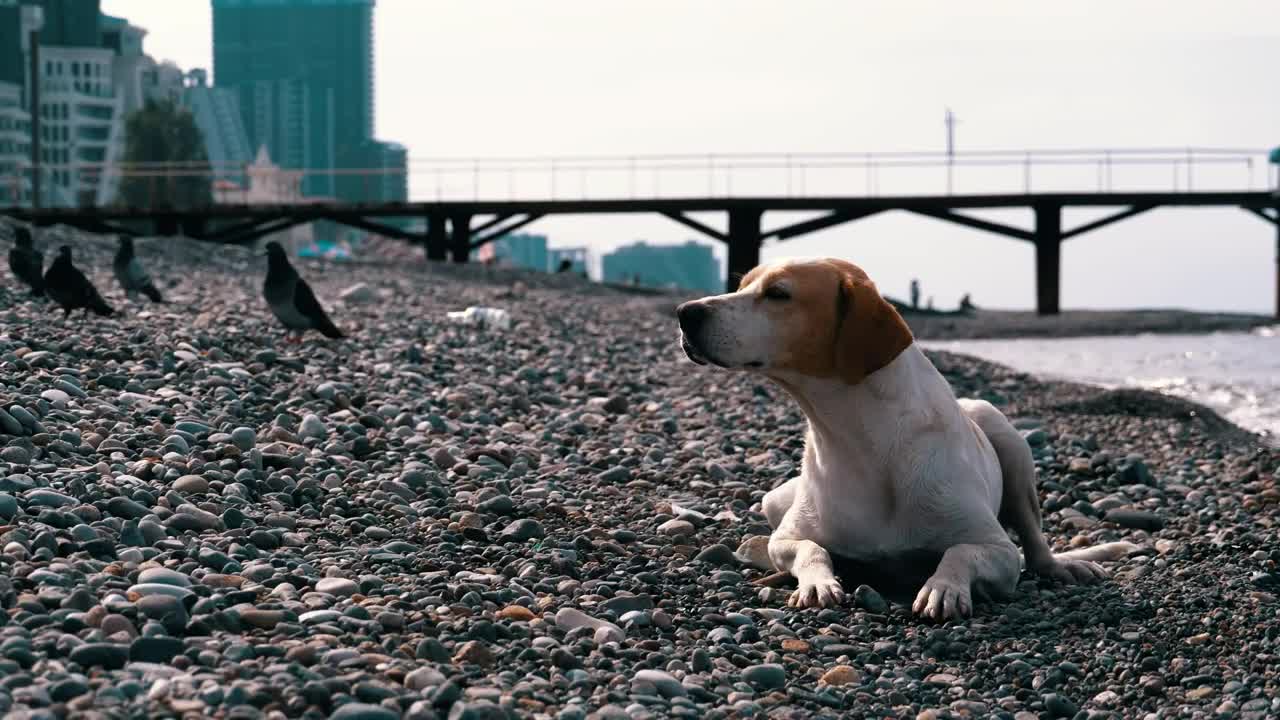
left=923, top=327, right=1280, bottom=438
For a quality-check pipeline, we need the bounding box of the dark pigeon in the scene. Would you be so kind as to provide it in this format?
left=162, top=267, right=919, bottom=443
left=262, top=241, right=343, bottom=340
left=113, top=236, right=164, bottom=303
left=8, top=226, right=44, bottom=296
left=43, top=245, right=115, bottom=318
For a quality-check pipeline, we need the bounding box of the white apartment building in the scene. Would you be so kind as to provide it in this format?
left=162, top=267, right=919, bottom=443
left=6, top=7, right=191, bottom=208
left=36, top=42, right=126, bottom=206
left=0, top=80, right=31, bottom=205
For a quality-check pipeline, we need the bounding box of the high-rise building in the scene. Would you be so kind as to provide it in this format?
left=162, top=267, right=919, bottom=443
left=212, top=0, right=390, bottom=200
left=182, top=68, right=252, bottom=183
left=335, top=137, right=406, bottom=204
left=35, top=0, right=100, bottom=48
left=602, top=240, right=721, bottom=293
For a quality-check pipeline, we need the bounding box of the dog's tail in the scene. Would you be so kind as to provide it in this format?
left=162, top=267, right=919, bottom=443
left=1053, top=541, right=1142, bottom=563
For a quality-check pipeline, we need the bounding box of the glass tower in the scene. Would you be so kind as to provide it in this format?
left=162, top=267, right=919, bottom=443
left=211, top=0, right=375, bottom=199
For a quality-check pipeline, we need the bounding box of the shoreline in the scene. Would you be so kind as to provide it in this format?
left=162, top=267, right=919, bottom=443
left=898, top=307, right=1273, bottom=340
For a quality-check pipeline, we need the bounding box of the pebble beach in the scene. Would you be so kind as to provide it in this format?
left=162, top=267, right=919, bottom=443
left=1, top=229, right=1278, bottom=720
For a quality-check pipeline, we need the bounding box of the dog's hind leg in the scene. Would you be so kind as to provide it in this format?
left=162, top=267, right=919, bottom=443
left=962, top=399, right=1138, bottom=583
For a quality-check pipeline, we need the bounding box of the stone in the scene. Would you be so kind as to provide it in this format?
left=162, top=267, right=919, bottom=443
left=0, top=492, right=17, bottom=520
left=555, top=608, right=623, bottom=643
left=25, top=489, right=76, bottom=507
left=853, top=584, right=888, bottom=613
left=452, top=640, right=495, bottom=666
left=601, top=594, right=653, bottom=614
left=631, top=669, right=686, bottom=698
left=128, top=583, right=195, bottom=600
left=1, top=446, right=31, bottom=465
left=657, top=519, right=695, bottom=537
left=780, top=638, right=810, bottom=653
left=1186, top=687, right=1216, bottom=700
left=1067, top=458, right=1092, bottom=474
left=339, top=283, right=377, bottom=304
left=230, top=427, right=256, bottom=451
left=820, top=665, right=861, bottom=686
left=70, top=642, right=129, bottom=670
left=1104, top=509, right=1164, bottom=531
left=239, top=609, right=286, bottom=630
left=596, top=466, right=630, bottom=483
left=316, top=577, right=359, bottom=597
left=499, top=518, right=544, bottom=542
left=1043, top=693, right=1078, bottom=718
left=101, top=614, right=138, bottom=639
left=299, top=414, right=327, bottom=441
left=166, top=504, right=224, bottom=532
left=173, top=475, right=210, bottom=494
left=131, top=637, right=185, bottom=664
left=735, top=535, right=773, bottom=570
left=404, top=666, right=446, bottom=691
left=742, top=663, right=786, bottom=691
left=694, top=543, right=736, bottom=565
left=138, top=568, right=192, bottom=588
left=106, top=497, right=150, bottom=519
left=1021, top=429, right=1048, bottom=447
left=328, top=703, right=400, bottom=720
left=496, top=605, right=536, bottom=622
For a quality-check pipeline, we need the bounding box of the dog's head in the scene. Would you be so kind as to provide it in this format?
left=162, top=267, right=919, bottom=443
left=676, top=258, right=912, bottom=384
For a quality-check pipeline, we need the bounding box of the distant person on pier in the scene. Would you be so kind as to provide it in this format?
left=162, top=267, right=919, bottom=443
left=557, top=259, right=573, bottom=273
left=926, top=296, right=935, bottom=311
left=910, top=278, right=921, bottom=310
left=959, top=293, right=976, bottom=313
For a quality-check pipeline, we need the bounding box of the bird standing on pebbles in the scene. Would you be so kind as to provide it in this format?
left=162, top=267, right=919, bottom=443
left=262, top=240, right=344, bottom=340
left=113, top=236, right=164, bottom=303
left=43, top=245, right=115, bottom=318
left=8, top=226, right=45, bottom=297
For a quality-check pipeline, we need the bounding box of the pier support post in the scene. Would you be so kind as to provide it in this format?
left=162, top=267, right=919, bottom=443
left=1034, top=202, right=1062, bottom=316
left=425, top=212, right=447, bottom=261
left=726, top=207, right=763, bottom=292
left=448, top=212, right=471, bottom=263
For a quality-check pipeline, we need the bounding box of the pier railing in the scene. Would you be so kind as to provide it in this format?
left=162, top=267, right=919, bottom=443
left=4, top=147, right=1275, bottom=210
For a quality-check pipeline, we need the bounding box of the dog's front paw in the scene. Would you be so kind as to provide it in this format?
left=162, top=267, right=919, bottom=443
left=1033, top=557, right=1107, bottom=585
left=787, top=578, right=846, bottom=608
left=913, top=575, right=972, bottom=620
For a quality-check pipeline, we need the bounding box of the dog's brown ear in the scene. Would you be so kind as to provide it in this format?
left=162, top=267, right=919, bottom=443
left=831, top=263, right=913, bottom=384
left=737, top=264, right=766, bottom=292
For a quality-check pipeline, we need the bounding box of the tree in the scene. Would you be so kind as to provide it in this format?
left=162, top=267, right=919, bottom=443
left=117, top=98, right=211, bottom=210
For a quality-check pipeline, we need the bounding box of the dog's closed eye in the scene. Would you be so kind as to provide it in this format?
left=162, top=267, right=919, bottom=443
left=763, top=285, right=791, bottom=301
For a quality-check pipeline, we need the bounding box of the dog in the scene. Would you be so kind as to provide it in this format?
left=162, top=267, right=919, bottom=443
left=676, top=258, right=1137, bottom=620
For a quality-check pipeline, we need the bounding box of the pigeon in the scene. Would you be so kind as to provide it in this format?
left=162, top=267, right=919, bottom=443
left=8, top=226, right=45, bottom=296
left=113, top=236, right=164, bottom=303
left=43, top=245, right=115, bottom=318
left=262, top=241, right=343, bottom=340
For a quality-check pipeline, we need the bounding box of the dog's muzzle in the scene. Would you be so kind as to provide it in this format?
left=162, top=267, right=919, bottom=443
left=676, top=301, right=715, bottom=366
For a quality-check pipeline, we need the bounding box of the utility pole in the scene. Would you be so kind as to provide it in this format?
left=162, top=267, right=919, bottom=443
left=29, top=29, right=41, bottom=208
left=944, top=107, right=957, bottom=195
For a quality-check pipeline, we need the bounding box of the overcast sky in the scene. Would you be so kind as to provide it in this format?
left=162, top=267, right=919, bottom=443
left=103, top=0, right=1280, bottom=311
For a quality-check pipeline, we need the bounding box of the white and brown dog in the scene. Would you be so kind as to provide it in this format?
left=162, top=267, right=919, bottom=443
left=677, top=258, right=1136, bottom=620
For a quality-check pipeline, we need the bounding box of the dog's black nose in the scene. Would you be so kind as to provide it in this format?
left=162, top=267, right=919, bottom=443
left=677, top=302, right=708, bottom=334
